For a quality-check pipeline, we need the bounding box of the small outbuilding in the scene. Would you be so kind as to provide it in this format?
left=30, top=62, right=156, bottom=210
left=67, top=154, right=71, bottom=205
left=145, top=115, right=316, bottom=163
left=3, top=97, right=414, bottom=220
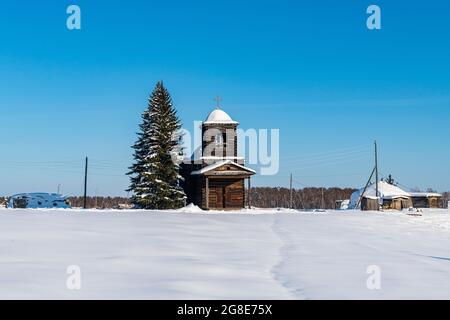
left=349, top=181, right=413, bottom=211
left=410, top=192, right=442, bottom=208
left=335, top=199, right=350, bottom=210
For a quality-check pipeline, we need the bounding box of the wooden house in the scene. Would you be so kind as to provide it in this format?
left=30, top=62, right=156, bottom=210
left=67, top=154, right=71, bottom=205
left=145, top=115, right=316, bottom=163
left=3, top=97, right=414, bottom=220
left=181, top=108, right=255, bottom=210
left=410, top=192, right=442, bottom=208
left=350, top=181, right=413, bottom=211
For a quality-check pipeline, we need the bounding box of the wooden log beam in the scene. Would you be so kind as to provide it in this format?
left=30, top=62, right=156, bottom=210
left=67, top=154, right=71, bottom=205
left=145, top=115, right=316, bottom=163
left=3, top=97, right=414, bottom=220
left=205, top=171, right=254, bottom=176
left=205, top=177, right=209, bottom=210
left=247, top=177, right=251, bottom=209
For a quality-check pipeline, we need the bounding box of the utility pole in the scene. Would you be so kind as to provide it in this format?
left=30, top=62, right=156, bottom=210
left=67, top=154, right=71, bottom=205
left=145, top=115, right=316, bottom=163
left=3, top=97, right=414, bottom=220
left=289, top=174, right=293, bottom=209
left=321, top=187, right=325, bottom=210
left=356, top=167, right=375, bottom=209
left=57, top=184, right=61, bottom=194
left=83, top=156, right=88, bottom=209
left=374, top=140, right=379, bottom=211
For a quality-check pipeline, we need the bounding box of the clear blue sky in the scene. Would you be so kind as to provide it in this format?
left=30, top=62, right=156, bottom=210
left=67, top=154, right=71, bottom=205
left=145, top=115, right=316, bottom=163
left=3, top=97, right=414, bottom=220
left=0, top=0, right=449, bottom=196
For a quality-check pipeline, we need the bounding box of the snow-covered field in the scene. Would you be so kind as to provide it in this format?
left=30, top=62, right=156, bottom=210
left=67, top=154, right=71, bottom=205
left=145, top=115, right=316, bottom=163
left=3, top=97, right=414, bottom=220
left=0, top=207, right=449, bottom=299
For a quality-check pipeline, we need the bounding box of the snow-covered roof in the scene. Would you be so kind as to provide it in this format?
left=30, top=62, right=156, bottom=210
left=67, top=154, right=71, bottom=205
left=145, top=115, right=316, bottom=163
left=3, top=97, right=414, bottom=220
left=349, top=181, right=411, bottom=209
left=409, top=192, right=442, bottom=198
left=200, top=156, right=244, bottom=160
left=362, top=181, right=411, bottom=199
left=339, top=199, right=350, bottom=210
left=10, top=192, right=67, bottom=199
left=204, top=108, right=238, bottom=124
left=191, top=160, right=255, bottom=175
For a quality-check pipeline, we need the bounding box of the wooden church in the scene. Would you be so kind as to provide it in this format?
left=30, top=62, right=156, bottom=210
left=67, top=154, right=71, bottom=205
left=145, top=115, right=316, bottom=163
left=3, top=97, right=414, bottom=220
left=181, top=106, right=255, bottom=210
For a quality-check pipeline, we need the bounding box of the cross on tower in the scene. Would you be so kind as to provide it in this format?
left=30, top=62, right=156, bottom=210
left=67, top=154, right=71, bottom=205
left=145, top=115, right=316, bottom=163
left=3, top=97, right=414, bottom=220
left=214, top=96, right=222, bottom=109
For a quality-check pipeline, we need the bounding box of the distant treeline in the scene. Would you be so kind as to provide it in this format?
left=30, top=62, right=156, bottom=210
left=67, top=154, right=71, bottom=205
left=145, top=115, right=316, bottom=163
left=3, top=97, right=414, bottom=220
left=250, top=188, right=450, bottom=209
left=2, top=190, right=449, bottom=209
left=69, top=187, right=358, bottom=209
left=67, top=196, right=131, bottom=209
left=250, top=187, right=357, bottom=209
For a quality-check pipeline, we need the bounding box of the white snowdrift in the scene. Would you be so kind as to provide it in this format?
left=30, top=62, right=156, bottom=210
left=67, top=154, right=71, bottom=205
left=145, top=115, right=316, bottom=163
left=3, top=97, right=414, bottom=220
left=175, top=203, right=204, bottom=213
left=0, top=208, right=449, bottom=299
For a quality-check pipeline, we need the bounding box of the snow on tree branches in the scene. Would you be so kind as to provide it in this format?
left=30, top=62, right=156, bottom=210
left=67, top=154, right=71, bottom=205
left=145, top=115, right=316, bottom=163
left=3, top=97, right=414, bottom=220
left=127, top=81, right=185, bottom=209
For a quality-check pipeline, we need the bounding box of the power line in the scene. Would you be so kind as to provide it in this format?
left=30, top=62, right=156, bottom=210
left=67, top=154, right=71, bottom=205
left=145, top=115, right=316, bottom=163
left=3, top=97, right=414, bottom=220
left=289, top=174, right=293, bottom=209
left=289, top=172, right=367, bottom=178
left=292, top=179, right=309, bottom=188
left=83, top=157, right=88, bottom=209
left=281, top=148, right=372, bottom=164
left=280, top=144, right=372, bottom=161
left=289, top=154, right=372, bottom=172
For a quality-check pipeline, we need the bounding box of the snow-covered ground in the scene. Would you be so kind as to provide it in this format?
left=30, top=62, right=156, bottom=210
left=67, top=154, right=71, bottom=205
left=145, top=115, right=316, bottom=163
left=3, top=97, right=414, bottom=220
left=0, top=207, right=449, bottom=299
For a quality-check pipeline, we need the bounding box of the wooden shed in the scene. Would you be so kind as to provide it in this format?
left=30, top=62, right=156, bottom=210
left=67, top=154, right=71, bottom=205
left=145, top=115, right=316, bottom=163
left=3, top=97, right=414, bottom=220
left=381, top=197, right=413, bottom=210
left=410, top=192, right=442, bottom=208
left=350, top=181, right=413, bottom=211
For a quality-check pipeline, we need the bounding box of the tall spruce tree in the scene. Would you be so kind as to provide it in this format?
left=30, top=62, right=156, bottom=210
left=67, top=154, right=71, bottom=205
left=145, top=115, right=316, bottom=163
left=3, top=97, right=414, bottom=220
left=127, top=82, right=185, bottom=209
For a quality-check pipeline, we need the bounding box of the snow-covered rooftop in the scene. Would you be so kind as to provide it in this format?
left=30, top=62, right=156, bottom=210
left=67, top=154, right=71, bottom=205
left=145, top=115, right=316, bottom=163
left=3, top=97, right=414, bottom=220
left=191, top=160, right=255, bottom=175
left=349, top=181, right=411, bottom=208
left=357, top=181, right=411, bottom=200
left=200, top=156, right=244, bottom=160
left=409, top=192, right=442, bottom=198
left=204, top=108, right=238, bottom=124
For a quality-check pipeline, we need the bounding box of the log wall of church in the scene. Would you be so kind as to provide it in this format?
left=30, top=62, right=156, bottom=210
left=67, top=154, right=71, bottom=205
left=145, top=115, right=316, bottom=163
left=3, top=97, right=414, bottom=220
left=196, top=177, right=244, bottom=209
